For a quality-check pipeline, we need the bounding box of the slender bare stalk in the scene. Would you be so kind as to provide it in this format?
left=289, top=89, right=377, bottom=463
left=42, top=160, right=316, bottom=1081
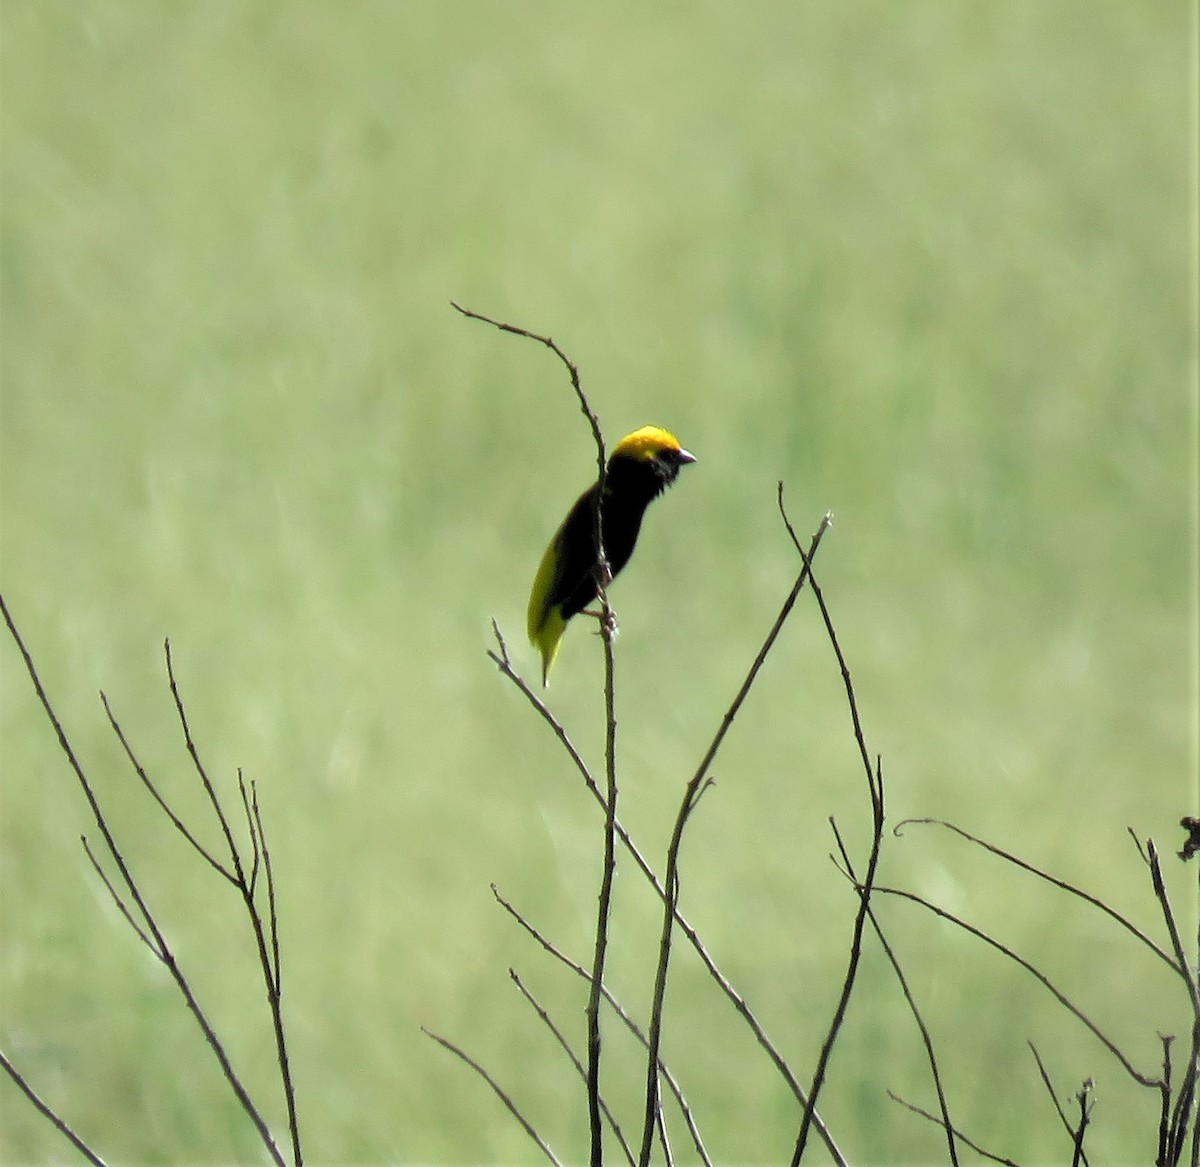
left=637, top=512, right=832, bottom=1165
left=886, top=1091, right=1020, bottom=1166
left=162, top=644, right=303, bottom=1166
left=790, top=770, right=884, bottom=1166
left=587, top=620, right=619, bottom=1167
left=1029, top=1042, right=1091, bottom=1167
left=874, top=882, right=1161, bottom=1088
left=422, top=1027, right=563, bottom=1166
left=1144, top=830, right=1200, bottom=1165
left=453, top=302, right=618, bottom=1167
left=491, top=885, right=713, bottom=1165
left=896, top=818, right=1180, bottom=974
left=777, top=489, right=887, bottom=1164
left=0, top=1049, right=108, bottom=1167
left=509, top=970, right=636, bottom=1167
left=0, top=594, right=289, bottom=1167
left=489, top=550, right=847, bottom=1163
left=1070, top=1080, right=1094, bottom=1167
left=830, top=821, right=959, bottom=1167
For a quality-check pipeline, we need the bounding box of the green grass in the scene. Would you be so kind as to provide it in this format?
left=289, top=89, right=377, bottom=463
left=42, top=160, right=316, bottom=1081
left=2, top=2, right=1196, bottom=1163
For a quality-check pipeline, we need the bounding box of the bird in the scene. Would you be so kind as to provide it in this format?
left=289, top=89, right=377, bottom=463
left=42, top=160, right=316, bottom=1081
left=527, top=425, right=696, bottom=686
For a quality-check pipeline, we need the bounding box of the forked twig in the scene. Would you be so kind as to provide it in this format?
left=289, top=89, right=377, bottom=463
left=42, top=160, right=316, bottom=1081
left=100, top=690, right=232, bottom=882
left=896, top=818, right=1180, bottom=975
left=639, top=509, right=832, bottom=1166
left=830, top=820, right=959, bottom=1167
left=491, top=884, right=713, bottom=1165
left=1070, top=1079, right=1094, bottom=1167
left=508, top=970, right=636, bottom=1167
left=1028, top=1042, right=1091, bottom=1167
left=875, top=883, right=1160, bottom=1088
left=489, top=573, right=846, bottom=1163
left=455, top=303, right=616, bottom=1167
left=777, top=489, right=887, bottom=1165
left=0, top=594, right=290, bottom=1167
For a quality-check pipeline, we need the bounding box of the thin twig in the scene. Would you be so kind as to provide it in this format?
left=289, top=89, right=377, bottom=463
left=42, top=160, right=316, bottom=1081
left=164, top=640, right=247, bottom=883
left=100, top=690, right=233, bottom=883
left=252, top=781, right=284, bottom=993
left=489, top=584, right=847, bottom=1164
left=779, top=489, right=884, bottom=1164
left=455, top=304, right=618, bottom=1167
left=245, top=777, right=299, bottom=1162
left=1168, top=1014, right=1200, bottom=1166
left=509, top=970, right=636, bottom=1167
left=1143, top=836, right=1200, bottom=1165
left=450, top=301, right=601, bottom=465
left=777, top=486, right=871, bottom=795
left=1069, top=1080, right=1094, bottom=1167
left=0, top=1048, right=109, bottom=1167
left=895, top=818, right=1180, bottom=975
left=491, top=885, right=713, bottom=1165
left=876, top=883, right=1161, bottom=1088
left=0, top=594, right=288, bottom=1167
left=1028, top=1042, right=1090, bottom=1167
left=831, top=820, right=959, bottom=1167
left=422, top=1027, right=563, bottom=1166
left=640, top=510, right=832, bottom=1166
left=79, top=835, right=159, bottom=956
left=1146, top=838, right=1200, bottom=1013
left=164, top=648, right=302, bottom=1166
left=791, top=787, right=886, bottom=1165
left=1158, top=1035, right=1175, bottom=1167
left=236, top=771, right=263, bottom=902
left=887, top=1090, right=1021, bottom=1166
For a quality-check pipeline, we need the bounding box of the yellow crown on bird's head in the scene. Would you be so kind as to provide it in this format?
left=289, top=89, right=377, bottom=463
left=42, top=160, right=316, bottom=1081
left=610, top=425, right=690, bottom=463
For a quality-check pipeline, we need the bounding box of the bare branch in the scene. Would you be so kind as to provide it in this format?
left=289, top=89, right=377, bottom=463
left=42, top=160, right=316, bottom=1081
left=792, top=785, right=887, bottom=1163
left=509, top=969, right=636, bottom=1167
left=875, top=883, right=1161, bottom=1088
left=488, top=622, right=598, bottom=792
left=781, top=493, right=883, bottom=1164
left=251, top=780, right=284, bottom=994
left=1028, top=1042, right=1090, bottom=1167
left=164, top=649, right=302, bottom=1166
left=1145, top=838, right=1200, bottom=1011
left=454, top=304, right=619, bottom=1167
left=0, top=594, right=288, bottom=1167
left=1069, top=1079, right=1094, bottom=1167
left=895, top=818, right=1180, bottom=975
left=887, top=1090, right=1020, bottom=1166
left=80, top=835, right=160, bottom=957
left=449, top=301, right=601, bottom=466
left=490, top=595, right=845, bottom=1163
left=422, top=1027, right=563, bottom=1166
left=0, top=1048, right=109, bottom=1167
left=100, top=690, right=234, bottom=883
left=831, top=819, right=959, bottom=1167
left=777, top=486, right=872, bottom=803
left=236, top=771, right=262, bottom=902
left=491, top=885, right=713, bottom=1165
left=164, top=640, right=247, bottom=884
left=640, top=509, right=832, bottom=1166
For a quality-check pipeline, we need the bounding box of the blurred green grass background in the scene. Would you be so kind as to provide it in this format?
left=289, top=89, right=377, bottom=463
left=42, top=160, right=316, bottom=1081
left=1, top=2, right=1195, bottom=1162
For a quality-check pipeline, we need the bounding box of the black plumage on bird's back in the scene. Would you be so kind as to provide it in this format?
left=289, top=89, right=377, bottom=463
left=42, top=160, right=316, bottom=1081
left=556, top=450, right=688, bottom=621
left=527, top=425, right=695, bottom=685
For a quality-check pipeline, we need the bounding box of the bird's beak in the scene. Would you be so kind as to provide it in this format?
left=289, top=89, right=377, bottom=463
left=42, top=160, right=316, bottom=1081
left=677, top=448, right=697, bottom=465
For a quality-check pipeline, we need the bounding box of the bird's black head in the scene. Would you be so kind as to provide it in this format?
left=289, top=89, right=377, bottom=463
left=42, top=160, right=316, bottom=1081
left=607, top=425, right=696, bottom=498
